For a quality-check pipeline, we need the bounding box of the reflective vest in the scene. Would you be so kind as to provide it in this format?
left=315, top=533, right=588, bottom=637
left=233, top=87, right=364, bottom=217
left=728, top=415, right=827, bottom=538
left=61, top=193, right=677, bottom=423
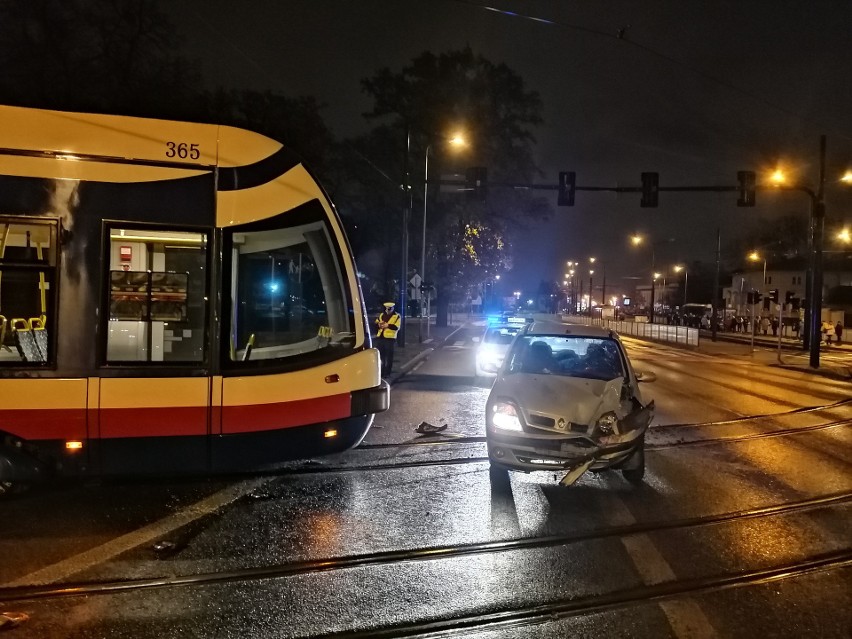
left=375, top=311, right=401, bottom=339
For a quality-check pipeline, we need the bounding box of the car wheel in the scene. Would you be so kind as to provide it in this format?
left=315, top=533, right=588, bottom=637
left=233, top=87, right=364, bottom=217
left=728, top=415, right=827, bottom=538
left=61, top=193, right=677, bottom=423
left=621, top=439, right=645, bottom=484
left=488, top=463, right=511, bottom=493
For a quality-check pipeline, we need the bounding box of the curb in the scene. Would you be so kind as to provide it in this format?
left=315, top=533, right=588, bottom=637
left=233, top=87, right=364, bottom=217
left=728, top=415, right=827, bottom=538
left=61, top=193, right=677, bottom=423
left=773, top=364, right=852, bottom=381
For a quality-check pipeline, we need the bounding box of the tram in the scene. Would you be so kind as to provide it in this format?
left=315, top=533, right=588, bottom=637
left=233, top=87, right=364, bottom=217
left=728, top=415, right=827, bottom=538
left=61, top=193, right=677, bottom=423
left=0, top=105, right=389, bottom=495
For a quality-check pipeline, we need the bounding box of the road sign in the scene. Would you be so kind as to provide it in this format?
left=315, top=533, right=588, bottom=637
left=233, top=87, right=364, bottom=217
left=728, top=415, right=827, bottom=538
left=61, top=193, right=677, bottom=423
left=410, top=273, right=422, bottom=300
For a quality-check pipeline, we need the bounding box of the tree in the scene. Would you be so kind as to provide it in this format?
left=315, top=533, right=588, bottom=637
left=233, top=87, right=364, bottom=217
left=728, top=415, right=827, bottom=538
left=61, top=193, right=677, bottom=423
left=0, top=0, right=200, bottom=118
left=359, top=48, right=549, bottom=325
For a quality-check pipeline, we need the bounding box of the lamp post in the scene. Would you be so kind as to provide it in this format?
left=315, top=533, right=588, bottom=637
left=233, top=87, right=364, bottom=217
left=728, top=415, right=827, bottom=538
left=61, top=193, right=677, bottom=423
left=767, top=137, right=837, bottom=368
left=588, top=257, right=596, bottom=315
left=588, top=269, right=594, bottom=314
left=631, top=235, right=677, bottom=323
left=673, top=265, right=688, bottom=308
left=420, top=133, right=466, bottom=342
left=748, top=251, right=767, bottom=296
left=399, top=126, right=411, bottom=346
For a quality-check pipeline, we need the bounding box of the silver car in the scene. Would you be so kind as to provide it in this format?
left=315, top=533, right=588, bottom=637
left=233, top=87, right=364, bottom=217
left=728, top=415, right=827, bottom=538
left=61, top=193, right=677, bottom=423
left=485, top=321, right=655, bottom=487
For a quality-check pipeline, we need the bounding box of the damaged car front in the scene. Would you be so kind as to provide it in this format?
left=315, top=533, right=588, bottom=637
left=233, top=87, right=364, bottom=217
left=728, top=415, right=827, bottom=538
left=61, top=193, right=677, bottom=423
left=485, top=322, right=655, bottom=487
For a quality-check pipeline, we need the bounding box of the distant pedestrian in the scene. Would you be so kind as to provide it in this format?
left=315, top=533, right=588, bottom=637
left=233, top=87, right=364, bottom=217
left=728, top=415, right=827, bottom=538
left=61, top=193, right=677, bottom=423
left=375, top=301, right=401, bottom=376
left=771, top=317, right=778, bottom=336
left=761, top=316, right=770, bottom=335
left=821, top=321, right=835, bottom=346
left=736, top=316, right=743, bottom=333
left=834, top=321, right=843, bottom=345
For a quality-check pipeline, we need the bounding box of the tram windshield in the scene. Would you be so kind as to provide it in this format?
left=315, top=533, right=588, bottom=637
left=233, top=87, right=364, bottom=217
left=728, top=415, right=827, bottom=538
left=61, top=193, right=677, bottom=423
left=228, top=206, right=354, bottom=361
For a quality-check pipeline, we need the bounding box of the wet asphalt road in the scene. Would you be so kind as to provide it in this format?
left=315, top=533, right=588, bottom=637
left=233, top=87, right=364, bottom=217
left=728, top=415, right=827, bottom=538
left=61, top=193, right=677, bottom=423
left=1, top=323, right=850, bottom=638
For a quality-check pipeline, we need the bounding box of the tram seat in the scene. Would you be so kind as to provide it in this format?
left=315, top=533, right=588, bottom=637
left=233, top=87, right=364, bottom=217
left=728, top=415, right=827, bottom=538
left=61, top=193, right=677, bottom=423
left=30, top=316, right=48, bottom=361
left=0, top=314, right=9, bottom=352
left=11, top=317, right=46, bottom=363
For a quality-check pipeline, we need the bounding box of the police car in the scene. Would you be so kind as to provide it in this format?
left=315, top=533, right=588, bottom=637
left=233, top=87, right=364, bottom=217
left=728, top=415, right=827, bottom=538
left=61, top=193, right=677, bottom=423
left=475, top=316, right=527, bottom=377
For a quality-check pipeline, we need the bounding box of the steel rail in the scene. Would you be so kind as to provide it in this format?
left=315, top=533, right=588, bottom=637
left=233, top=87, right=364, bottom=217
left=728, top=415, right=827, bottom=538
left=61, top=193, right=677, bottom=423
left=313, top=549, right=852, bottom=639
left=1, top=491, right=849, bottom=604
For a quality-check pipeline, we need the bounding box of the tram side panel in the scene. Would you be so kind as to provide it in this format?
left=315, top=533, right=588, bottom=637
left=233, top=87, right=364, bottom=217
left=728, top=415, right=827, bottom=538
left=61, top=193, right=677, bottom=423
left=0, top=165, right=217, bottom=479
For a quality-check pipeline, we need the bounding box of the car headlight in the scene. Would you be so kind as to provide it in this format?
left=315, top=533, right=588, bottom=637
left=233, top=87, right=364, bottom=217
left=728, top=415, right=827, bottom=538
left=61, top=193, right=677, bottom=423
left=595, top=412, right=619, bottom=436
left=491, top=401, right=523, bottom=432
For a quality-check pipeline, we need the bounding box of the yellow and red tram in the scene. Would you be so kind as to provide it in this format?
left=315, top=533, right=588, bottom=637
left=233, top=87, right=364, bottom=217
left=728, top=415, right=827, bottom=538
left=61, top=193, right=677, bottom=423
left=0, top=105, right=388, bottom=494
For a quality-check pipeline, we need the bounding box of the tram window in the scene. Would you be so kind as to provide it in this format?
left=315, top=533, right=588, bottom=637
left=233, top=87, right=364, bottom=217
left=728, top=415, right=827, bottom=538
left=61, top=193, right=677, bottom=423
left=227, top=215, right=353, bottom=362
left=105, top=228, right=208, bottom=363
left=0, top=218, right=57, bottom=365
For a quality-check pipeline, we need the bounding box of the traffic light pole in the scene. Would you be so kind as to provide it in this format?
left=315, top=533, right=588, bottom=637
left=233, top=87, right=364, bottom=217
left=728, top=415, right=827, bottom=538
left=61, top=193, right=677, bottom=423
left=443, top=165, right=831, bottom=367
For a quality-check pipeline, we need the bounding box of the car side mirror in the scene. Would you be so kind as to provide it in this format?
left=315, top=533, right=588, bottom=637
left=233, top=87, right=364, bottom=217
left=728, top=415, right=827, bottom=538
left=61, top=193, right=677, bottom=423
left=635, top=371, right=657, bottom=383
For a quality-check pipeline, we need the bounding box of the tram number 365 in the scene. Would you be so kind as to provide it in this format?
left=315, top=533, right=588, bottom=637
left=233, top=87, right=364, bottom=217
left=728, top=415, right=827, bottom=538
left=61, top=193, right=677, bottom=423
left=165, top=141, right=201, bottom=160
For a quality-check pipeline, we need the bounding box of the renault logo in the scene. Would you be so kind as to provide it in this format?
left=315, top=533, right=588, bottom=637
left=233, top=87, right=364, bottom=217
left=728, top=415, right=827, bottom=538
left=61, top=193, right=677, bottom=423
left=557, top=418, right=566, bottom=429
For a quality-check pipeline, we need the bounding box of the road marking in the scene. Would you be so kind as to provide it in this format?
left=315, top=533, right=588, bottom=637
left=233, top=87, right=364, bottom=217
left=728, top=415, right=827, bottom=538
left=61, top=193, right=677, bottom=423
left=3, top=477, right=272, bottom=588
left=604, top=494, right=717, bottom=638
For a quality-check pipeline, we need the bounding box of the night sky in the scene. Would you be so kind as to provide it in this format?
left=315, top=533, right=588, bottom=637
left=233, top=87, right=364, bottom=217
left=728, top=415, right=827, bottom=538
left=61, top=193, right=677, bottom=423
left=162, top=0, right=852, bottom=296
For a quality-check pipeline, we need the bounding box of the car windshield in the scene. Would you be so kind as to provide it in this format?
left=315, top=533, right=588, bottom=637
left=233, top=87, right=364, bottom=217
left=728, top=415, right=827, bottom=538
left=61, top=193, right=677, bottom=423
left=483, top=326, right=521, bottom=345
left=506, top=335, right=626, bottom=381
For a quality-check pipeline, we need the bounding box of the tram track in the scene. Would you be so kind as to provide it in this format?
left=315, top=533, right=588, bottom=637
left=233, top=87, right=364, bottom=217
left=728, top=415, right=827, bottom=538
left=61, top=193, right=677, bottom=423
left=1, top=490, right=849, bottom=604
left=312, top=549, right=852, bottom=639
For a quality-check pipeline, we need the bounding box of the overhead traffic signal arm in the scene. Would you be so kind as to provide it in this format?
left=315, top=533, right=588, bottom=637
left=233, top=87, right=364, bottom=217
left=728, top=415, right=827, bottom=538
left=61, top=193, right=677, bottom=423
left=552, top=171, right=761, bottom=208
left=450, top=169, right=763, bottom=208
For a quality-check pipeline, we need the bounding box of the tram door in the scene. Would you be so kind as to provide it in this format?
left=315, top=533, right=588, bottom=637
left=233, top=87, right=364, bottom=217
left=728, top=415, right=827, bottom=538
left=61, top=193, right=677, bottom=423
left=97, top=227, right=212, bottom=475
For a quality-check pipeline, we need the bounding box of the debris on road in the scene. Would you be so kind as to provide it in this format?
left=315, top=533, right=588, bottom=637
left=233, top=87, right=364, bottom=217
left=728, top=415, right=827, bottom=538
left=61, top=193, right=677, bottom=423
left=0, top=612, right=29, bottom=630
left=415, top=421, right=448, bottom=434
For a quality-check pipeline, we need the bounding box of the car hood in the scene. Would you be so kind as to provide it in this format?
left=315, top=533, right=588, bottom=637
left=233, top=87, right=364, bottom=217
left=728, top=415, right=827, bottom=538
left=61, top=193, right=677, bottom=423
left=492, top=373, right=623, bottom=425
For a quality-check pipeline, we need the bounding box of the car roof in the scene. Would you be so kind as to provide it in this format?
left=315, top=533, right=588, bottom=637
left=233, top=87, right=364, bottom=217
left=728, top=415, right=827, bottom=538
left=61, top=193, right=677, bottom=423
left=524, top=321, right=617, bottom=339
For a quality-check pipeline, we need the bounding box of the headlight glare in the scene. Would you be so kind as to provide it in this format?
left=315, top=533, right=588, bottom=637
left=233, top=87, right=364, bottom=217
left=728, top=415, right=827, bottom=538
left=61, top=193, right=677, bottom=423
left=491, top=401, right=523, bottom=432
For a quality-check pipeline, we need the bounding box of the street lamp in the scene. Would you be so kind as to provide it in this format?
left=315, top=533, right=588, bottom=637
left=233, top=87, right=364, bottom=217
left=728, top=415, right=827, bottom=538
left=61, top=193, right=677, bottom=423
left=748, top=251, right=767, bottom=293
left=420, top=132, right=466, bottom=341
left=588, top=269, right=595, bottom=313
left=673, top=265, right=688, bottom=307
left=630, top=234, right=674, bottom=324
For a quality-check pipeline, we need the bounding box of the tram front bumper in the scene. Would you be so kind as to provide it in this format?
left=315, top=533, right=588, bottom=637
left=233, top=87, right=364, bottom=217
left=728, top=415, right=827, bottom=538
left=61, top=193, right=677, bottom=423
left=351, top=380, right=390, bottom=416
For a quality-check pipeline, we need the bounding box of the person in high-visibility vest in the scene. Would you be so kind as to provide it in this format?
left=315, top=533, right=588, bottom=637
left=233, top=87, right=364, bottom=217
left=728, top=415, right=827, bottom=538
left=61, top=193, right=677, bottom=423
left=375, top=301, right=401, bottom=376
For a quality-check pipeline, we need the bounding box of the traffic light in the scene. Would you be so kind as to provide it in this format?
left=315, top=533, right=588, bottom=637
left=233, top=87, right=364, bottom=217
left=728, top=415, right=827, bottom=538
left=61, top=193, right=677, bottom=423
left=747, top=291, right=763, bottom=305
left=558, top=171, right=576, bottom=206
left=769, top=289, right=779, bottom=303
left=785, top=290, right=794, bottom=304
left=640, top=172, right=659, bottom=208
left=737, top=170, right=756, bottom=207
left=465, top=166, right=487, bottom=201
